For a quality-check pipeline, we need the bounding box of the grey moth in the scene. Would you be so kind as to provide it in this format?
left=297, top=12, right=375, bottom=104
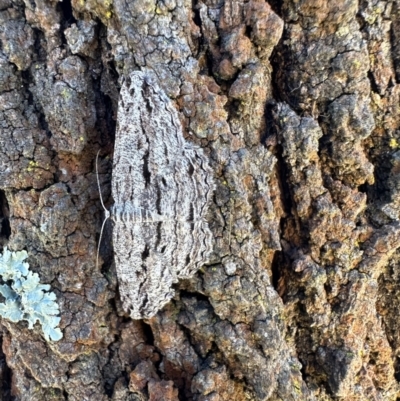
left=98, top=71, right=214, bottom=319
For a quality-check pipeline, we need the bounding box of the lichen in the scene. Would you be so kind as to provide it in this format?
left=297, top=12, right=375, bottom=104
left=0, top=248, right=62, bottom=342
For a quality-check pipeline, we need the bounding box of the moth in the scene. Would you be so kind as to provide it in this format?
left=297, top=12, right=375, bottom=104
left=97, top=71, right=214, bottom=319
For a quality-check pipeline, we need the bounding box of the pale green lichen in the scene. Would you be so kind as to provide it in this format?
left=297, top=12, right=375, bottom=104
left=0, top=248, right=62, bottom=342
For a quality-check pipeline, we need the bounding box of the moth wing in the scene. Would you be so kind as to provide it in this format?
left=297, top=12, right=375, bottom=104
left=112, top=71, right=213, bottom=319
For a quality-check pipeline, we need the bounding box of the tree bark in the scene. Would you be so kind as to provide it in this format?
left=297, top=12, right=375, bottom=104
left=0, top=0, right=399, bottom=400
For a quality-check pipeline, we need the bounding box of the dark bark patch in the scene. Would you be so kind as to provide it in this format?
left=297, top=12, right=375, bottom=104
left=0, top=191, right=10, bottom=242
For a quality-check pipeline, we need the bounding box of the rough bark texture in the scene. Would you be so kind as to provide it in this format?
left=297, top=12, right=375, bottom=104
left=0, top=0, right=399, bottom=400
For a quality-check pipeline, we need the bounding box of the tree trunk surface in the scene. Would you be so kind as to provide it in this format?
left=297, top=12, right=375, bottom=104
left=0, top=0, right=399, bottom=400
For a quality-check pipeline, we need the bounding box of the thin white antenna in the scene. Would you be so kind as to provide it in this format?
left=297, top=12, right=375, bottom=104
left=228, top=198, right=233, bottom=246
left=96, top=150, right=110, bottom=269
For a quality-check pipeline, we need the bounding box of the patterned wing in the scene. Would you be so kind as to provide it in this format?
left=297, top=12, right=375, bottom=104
left=111, top=71, right=214, bottom=319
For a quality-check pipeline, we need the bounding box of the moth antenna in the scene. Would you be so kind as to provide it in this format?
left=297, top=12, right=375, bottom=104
left=228, top=198, right=233, bottom=247
left=96, top=150, right=109, bottom=214
left=96, top=150, right=110, bottom=269
left=96, top=215, right=109, bottom=270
